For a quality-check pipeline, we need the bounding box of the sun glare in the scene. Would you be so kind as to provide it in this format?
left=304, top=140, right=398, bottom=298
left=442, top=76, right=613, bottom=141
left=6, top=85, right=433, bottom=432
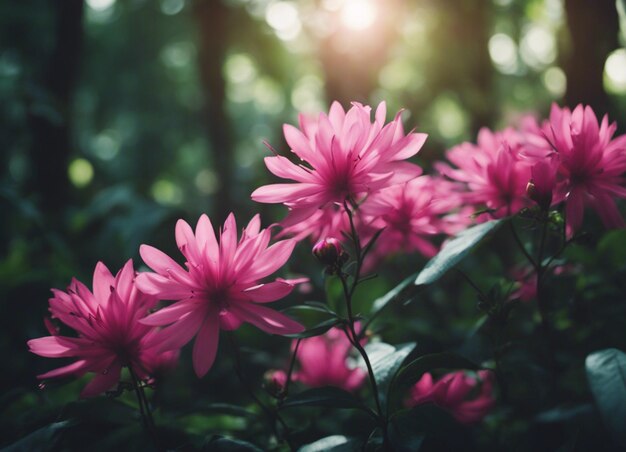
left=339, top=0, right=377, bottom=31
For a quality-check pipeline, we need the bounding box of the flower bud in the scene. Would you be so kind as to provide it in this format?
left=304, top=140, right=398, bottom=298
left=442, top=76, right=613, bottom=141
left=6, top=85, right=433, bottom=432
left=264, top=370, right=287, bottom=398
left=527, top=160, right=556, bottom=210
left=312, top=238, right=348, bottom=273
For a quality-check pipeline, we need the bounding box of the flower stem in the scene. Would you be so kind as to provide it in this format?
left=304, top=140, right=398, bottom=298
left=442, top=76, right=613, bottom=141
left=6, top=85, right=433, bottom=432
left=340, top=201, right=388, bottom=447
left=128, top=366, right=161, bottom=451
left=283, top=338, right=301, bottom=398
left=226, top=333, right=294, bottom=451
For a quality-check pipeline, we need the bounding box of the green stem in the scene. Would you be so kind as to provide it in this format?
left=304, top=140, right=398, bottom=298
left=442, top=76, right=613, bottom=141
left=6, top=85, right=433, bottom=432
left=128, top=366, right=161, bottom=451
left=283, top=338, right=301, bottom=398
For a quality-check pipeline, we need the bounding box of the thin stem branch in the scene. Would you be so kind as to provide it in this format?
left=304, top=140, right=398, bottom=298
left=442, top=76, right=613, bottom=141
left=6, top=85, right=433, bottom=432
left=283, top=338, right=301, bottom=398
left=509, top=220, right=537, bottom=270
left=128, top=366, right=161, bottom=451
left=226, top=333, right=293, bottom=450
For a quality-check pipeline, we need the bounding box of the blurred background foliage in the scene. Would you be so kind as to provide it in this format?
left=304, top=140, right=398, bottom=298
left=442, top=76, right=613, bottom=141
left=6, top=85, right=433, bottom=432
left=2, top=0, right=626, bottom=450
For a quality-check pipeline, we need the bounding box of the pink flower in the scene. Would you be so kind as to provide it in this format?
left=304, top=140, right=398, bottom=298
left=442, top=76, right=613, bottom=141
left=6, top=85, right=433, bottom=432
left=136, top=213, right=305, bottom=377
left=436, top=127, right=533, bottom=219
left=251, top=101, right=426, bottom=239
left=508, top=266, right=537, bottom=302
left=530, top=104, right=626, bottom=233
left=526, top=158, right=558, bottom=210
left=362, top=176, right=467, bottom=259
left=291, top=326, right=366, bottom=392
left=406, top=370, right=495, bottom=424
left=27, top=260, right=164, bottom=398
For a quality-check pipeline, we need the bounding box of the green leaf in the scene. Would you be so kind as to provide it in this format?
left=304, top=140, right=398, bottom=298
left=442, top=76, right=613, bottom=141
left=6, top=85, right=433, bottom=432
left=298, top=435, right=361, bottom=452
left=389, top=406, right=475, bottom=452
left=285, top=318, right=343, bottom=339
left=618, top=0, right=626, bottom=44
left=585, top=348, right=626, bottom=446
left=3, top=421, right=72, bottom=452
left=395, top=352, right=482, bottom=385
left=203, top=436, right=264, bottom=451
left=415, top=220, right=502, bottom=286
left=63, top=398, right=136, bottom=425
left=279, top=386, right=369, bottom=412
left=366, top=342, right=416, bottom=409
left=370, top=273, right=419, bottom=316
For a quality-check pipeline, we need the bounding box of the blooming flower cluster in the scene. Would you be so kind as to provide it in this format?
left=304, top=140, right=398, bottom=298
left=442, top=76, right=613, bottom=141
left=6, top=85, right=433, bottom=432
left=406, top=370, right=495, bottom=424
left=436, top=104, right=626, bottom=234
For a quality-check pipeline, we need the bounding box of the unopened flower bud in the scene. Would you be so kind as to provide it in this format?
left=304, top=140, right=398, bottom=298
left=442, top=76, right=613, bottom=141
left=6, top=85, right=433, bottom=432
left=312, top=238, right=348, bottom=272
left=264, top=370, right=287, bottom=398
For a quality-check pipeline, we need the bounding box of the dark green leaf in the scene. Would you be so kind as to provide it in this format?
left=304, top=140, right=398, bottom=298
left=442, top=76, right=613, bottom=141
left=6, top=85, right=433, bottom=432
left=279, top=386, right=368, bottom=412
left=2, top=421, right=71, bottom=452
left=285, top=318, right=343, bottom=339
left=395, top=352, right=482, bottom=385
left=585, top=348, right=626, bottom=446
left=63, top=398, right=136, bottom=425
left=415, top=220, right=502, bottom=286
left=203, top=436, right=264, bottom=452
left=389, top=406, right=475, bottom=452
left=370, top=273, right=419, bottom=316
left=204, top=403, right=258, bottom=418
left=366, top=342, right=416, bottom=408
left=298, top=435, right=362, bottom=452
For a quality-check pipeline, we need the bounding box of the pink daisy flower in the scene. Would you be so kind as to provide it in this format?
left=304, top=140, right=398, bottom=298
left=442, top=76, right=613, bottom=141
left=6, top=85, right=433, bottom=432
left=406, top=370, right=495, bottom=424
left=436, top=127, right=533, bottom=219
left=251, top=101, right=426, bottom=239
left=531, top=104, right=626, bottom=233
left=291, top=326, right=366, bottom=392
left=27, top=260, right=166, bottom=398
left=362, top=176, right=467, bottom=260
left=136, top=213, right=305, bottom=377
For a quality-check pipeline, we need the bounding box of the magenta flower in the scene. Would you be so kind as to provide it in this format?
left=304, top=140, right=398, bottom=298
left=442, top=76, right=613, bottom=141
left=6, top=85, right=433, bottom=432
left=27, top=260, right=164, bottom=398
left=136, top=213, right=305, bottom=377
left=363, top=176, right=466, bottom=259
left=436, top=127, right=533, bottom=219
left=406, top=370, right=495, bottom=424
left=251, top=101, right=426, bottom=239
left=526, top=159, right=558, bottom=210
left=290, top=326, right=366, bottom=392
left=532, top=104, right=626, bottom=233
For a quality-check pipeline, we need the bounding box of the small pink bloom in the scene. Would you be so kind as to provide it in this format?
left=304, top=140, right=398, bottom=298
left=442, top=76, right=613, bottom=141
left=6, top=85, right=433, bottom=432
left=27, top=261, right=164, bottom=398
left=509, top=266, right=537, bottom=302
left=291, top=326, right=366, bottom=392
left=437, top=127, right=533, bottom=219
left=362, top=176, right=466, bottom=260
left=406, top=370, right=495, bottom=424
left=531, top=104, right=626, bottom=233
left=136, top=213, right=305, bottom=377
left=251, top=101, right=426, bottom=240
left=264, top=370, right=288, bottom=397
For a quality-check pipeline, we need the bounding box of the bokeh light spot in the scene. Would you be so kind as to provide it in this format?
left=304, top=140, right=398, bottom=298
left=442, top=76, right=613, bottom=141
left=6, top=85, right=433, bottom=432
left=489, top=33, right=518, bottom=74
left=68, top=159, right=94, bottom=188
left=340, top=0, right=377, bottom=31
left=605, top=49, right=626, bottom=94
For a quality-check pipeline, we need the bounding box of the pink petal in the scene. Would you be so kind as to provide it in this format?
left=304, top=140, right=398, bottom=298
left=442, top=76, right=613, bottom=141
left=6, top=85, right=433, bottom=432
left=230, top=302, right=304, bottom=335
left=243, top=281, right=294, bottom=303
left=80, top=363, right=122, bottom=398
left=195, top=214, right=219, bottom=262
left=135, top=272, right=194, bottom=300
left=251, top=183, right=322, bottom=204
left=28, top=336, right=86, bottom=358
left=140, top=245, right=189, bottom=280
left=264, top=156, right=314, bottom=182
left=154, top=310, right=205, bottom=351
left=140, top=300, right=197, bottom=326
left=37, top=359, right=89, bottom=379
left=192, top=311, right=220, bottom=377
left=92, top=262, right=115, bottom=305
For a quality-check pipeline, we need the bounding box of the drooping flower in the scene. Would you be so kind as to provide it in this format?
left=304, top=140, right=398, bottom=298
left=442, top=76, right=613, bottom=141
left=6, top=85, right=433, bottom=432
left=528, top=104, right=626, bottom=233
left=27, top=260, right=166, bottom=398
left=251, top=101, right=426, bottom=239
left=436, top=127, right=533, bottom=219
left=406, top=370, right=495, bottom=424
left=362, top=176, right=468, bottom=260
left=289, top=326, right=366, bottom=392
left=136, top=213, right=305, bottom=377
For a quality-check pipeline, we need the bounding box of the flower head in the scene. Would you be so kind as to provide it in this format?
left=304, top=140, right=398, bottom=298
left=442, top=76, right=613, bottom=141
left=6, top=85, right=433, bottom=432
left=530, top=104, right=626, bottom=233
left=251, top=101, right=425, bottom=239
left=136, top=213, right=305, bottom=377
left=291, top=326, right=366, bottom=392
left=437, top=127, right=533, bottom=219
left=362, top=176, right=467, bottom=260
left=406, top=370, right=495, bottom=424
left=27, top=260, right=164, bottom=398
